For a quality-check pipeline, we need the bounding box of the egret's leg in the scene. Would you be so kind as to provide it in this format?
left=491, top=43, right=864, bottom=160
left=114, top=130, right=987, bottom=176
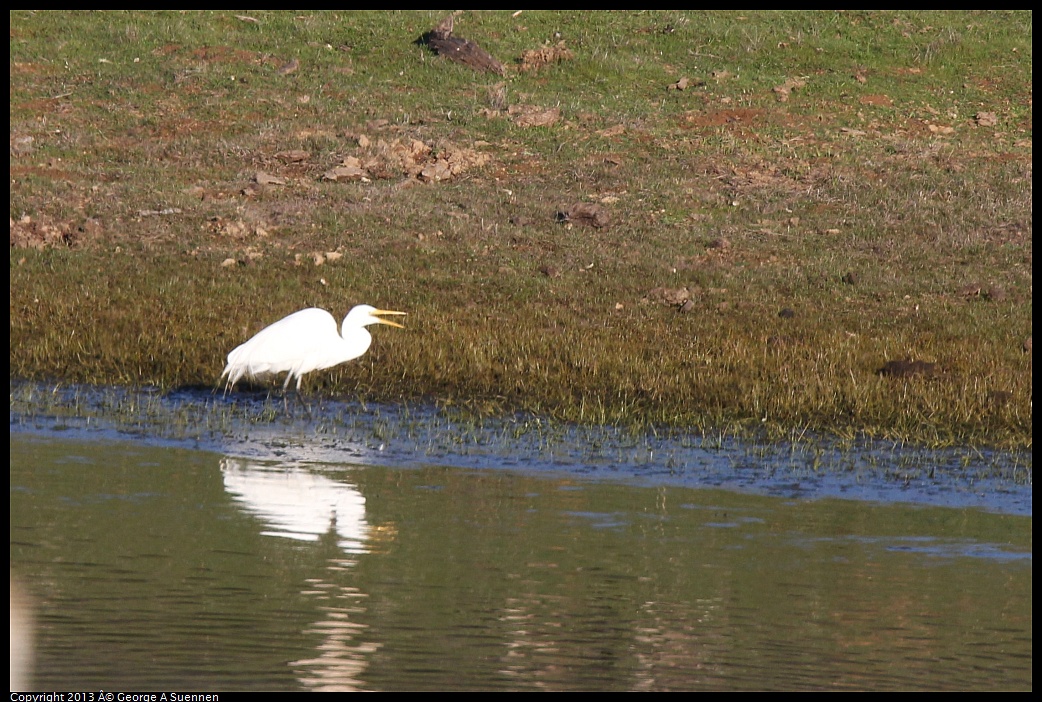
left=281, top=373, right=295, bottom=414
left=294, top=375, right=314, bottom=419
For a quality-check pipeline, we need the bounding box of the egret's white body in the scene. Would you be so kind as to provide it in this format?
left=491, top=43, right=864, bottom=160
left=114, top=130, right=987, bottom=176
left=220, top=305, right=406, bottom=393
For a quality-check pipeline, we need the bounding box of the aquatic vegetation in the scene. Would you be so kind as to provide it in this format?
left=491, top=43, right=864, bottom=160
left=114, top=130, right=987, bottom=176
left=10, top=380, right=1031, bottom=515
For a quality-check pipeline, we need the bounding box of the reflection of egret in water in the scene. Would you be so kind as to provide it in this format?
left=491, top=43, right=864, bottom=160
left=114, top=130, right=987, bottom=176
left=221, top=457, right=381, bottom=690
left=220, top=458, right=370, bottom=555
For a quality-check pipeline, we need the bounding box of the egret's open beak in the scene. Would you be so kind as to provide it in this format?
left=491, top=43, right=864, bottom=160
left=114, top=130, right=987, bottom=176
left=372, top=309, right=407, bottom=329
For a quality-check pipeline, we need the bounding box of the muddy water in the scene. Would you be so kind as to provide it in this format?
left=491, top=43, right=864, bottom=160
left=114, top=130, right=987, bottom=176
left=9, top=385, right=1032, bottom=690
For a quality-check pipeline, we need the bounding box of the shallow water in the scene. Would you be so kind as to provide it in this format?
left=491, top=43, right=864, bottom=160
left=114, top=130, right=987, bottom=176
left=10, top=381, right=1032, bottom=515
left=9, top=383, right=1033, bottom=690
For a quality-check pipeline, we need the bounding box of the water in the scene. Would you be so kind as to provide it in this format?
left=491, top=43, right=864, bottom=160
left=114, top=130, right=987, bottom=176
left=9, top=383, right=1032, bottom=690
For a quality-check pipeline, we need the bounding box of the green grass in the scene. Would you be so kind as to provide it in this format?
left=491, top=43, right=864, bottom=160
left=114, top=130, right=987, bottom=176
left=10, top=11, right=1033, bottom=447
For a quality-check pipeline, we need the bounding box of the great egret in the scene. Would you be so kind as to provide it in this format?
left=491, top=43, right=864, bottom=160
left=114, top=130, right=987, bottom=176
left=220, top=305, right=406, bottom=394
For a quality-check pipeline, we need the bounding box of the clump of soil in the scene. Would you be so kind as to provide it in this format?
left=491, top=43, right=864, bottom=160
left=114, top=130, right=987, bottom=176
left=10, top=215, right=100, bottom=249
left=518, top=41, right=573, bottom=72
left=323, top=137, right=491, bottom=184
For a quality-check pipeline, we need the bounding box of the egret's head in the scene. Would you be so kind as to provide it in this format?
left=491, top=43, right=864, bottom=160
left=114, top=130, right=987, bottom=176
left=348, top=304, right=407, bottom=329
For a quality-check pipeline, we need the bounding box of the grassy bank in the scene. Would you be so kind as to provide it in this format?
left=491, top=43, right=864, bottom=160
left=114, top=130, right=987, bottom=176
left=9, top=11, right=1032, bottom=446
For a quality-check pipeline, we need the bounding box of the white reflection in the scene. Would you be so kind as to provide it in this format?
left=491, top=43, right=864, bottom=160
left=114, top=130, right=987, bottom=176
left=221, top=457, right=382, bottom=690
left=10, top=576, right=34, bottom=691
left=220, top=458, right=370, bottom=555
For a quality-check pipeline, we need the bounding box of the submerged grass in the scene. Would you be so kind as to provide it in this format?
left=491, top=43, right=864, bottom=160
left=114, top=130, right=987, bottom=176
left=10, top=379, right=1031, bottom=504
left=10, top=11, right=1032, bottom=447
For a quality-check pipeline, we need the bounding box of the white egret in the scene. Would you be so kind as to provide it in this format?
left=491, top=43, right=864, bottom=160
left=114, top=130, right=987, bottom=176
left=220, top=305, right=406, bottom=394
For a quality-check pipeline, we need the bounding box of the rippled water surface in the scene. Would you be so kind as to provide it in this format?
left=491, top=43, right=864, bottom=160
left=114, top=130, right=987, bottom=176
left=9, top=384, right=1032, bottom=690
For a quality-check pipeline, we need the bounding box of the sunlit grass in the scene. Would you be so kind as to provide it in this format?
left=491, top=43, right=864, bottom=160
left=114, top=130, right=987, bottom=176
left=10, top=11, right=1032, bottom=447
